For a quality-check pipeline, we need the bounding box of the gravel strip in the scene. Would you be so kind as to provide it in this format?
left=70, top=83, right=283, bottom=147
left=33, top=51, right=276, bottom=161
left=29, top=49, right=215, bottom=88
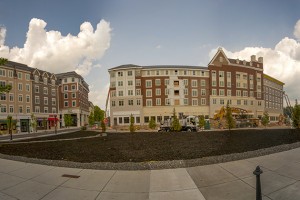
left=1, top=141, right=300, bottom=170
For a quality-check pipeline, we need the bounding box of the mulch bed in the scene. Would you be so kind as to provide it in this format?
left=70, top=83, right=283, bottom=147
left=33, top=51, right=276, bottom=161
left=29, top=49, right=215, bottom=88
left=0, top=129, right=299, bottom=163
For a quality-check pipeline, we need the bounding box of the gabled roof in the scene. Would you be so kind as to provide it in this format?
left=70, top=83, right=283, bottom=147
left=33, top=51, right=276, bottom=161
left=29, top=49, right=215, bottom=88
left=208, top=47, right=230, bottom=66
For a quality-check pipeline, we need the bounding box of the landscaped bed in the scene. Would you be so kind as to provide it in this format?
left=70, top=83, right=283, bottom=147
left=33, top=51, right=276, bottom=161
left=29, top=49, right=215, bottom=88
left=0, top=129, right=299, bottom=163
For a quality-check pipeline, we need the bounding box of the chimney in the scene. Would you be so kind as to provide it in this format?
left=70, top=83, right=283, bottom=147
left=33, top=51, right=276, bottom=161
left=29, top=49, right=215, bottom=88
left=258, top=57, right=263, bottom=63
left=251, top=55, right=256, bottom=62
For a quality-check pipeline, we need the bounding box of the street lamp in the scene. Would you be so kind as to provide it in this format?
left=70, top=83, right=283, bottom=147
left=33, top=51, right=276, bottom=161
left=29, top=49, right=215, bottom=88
left=28, top=116, right=30, bottom=134
left=54, top=114, right=57, bottom=134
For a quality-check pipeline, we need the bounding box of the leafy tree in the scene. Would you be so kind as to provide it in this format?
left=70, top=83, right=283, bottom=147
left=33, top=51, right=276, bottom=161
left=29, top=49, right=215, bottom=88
left=129, top=114, right=135, bottom=132
left=88, top=111, right=95, bottom=126
left=64, top=114, right=73, bottom=128
left=261, top=111, right=270, bottom=128
left=292, top=101, right=300, bottom=129
left=225, top=103, right=235, bottom=130
left=149, top=117, right=156, bottom=130
left=94, top=106, right=104, bottom=122
left=101, top=120, right=106, bottom=132
left=31, top=113, right=37, bottom=132
left=198, top=115, right=205, bottom=131
left=42, top=118, right=47, bottom=131
left=7, top=115, right=13, bottom=140
left=0, top=58, right=8, bottom=65
left=171, top=108, right=181, bottom=132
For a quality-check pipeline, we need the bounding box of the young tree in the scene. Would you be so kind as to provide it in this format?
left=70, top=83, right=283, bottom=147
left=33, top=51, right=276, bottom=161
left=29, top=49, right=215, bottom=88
left=94, top=106, right=104, bottom=122
left=31, top=113, right=37, bottom=132
left=149, top=117, right=156, bottom=130
left=225, top=103, right=235, bottom=130
left=292, top=101, right=300, bottom=129
left=88, top=111, right=95, bottom=126
left=261, top=111, right=270, bottom=128
left=42, top=118, right=47, bottom=131
left=101, top=119, right=106, bottom=132
left=7, top=115, right=13, bottom=140
left=171, top=108, right=181, bottom=132
left=198, top=115, right=205, bottom=131
left=129, top=114, right=135, bottom=132
left=64, top=114, right=73, bottom=128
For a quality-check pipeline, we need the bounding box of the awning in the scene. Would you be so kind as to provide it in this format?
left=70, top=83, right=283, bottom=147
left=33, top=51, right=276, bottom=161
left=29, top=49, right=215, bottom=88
left=48, top=118, right=59, bottom=121
left=0, top=119, right=17, bottom=123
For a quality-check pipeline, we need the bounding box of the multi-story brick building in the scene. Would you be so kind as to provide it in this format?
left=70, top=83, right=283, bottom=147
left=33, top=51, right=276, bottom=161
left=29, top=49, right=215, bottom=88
left=108, top=48, right=285, bottom=127
left=108, top=65, right=210, bottom=126
left=56, top=71, right=89, bottom=127
left=0, top=61, right=90, bottom=132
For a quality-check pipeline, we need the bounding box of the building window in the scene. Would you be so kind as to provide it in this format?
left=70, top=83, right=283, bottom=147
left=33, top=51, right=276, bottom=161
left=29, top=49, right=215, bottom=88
left=18, top=83, right=22, bottom=91
left=119, top=117, right=123, bottom=124
left=174, top=90, right=179, bottom=95
left=52, top=98, right=56, bottom=105
left=128, top=80, right=133, bottom=86
left=201, top=98, right=206, bottom=105
left=212, top=89, right=217, bottom=96
left=64, top=101, right=68, bottom=107
left=0, top=94, right=6, bottom=100
left=192, top=80, right=197, bottom=87
left=119, top=100, right=124, bottom=106
left=52, top=79, right=55, bottom=85
left=220, top=99, right=225, bottom=105
left=165, top=98, right=170, bottom=105
left=219, top=89, right=224, bottom=96
left=165, top=79, right=169, bottom=85
left=212, top=80, right=217, bottom=86
left=128, top=90, right=133, bottom=96
left=64, top=85, right=68, bottom=91
left=9, top=94, right=13, bottom=101
left=26, top=95, right=30, bottom=103
left=155, top=79, right=161, bottom=86
left=71, top=77, right=75, bottom=82
left=146, top=80, right=152, bottom=88
left=26, top=84, right=30, bottom=91
left=72, top=100, right=76, bottom=107
left=128, top=99, right=134, bottom=106
left=35, top=106, right=40, bottom=113
left=8, top=70, right=13, bottom=77
left=52, top=89, right=56, bottom=96
left=192, top=89, right=198, bottom=97
left=237, top=100, right=241, bottom=105
left=44, top=87, right=48, bottom=94
left=192, top=99, right=198, bottom=106
left=44, top=107, right=48, bottom=113
left=227, top=82, right=231, bottom=88
left=165, top=70, right=169, bottom=75
left=18, top=95, right=23, bottom=102
left=184, top=89, right=188, bottom=95
left=127, top=71, right=132, bottom=76
left=146, top=89, right=152, bottom=97
left=64, top=78, right=67, bottom=83
left=64, top=93, right=68, bottom=99
left=174, top=80, right=179, bottom=86
left=9, top=106, right=13, bottom=113
left=137, top=99, right=141, bottom=105
left=227, top=72, right=231, bottom=78
left=118, top=71, right=123, bottom=77
left=219, top=81, right=224, bottom=87
left=146, top=99, right=152, bottom=107
left=0, top=105, right=6, bottom=113
left=156, top=98, right=161, bottom=106
left=244, top=100, right=248, bottom=105
left=165, top=88, right=169, bottom=95
left=212, top=98, right=217, bottom=104
left=236, top=90, right=241, bottom=97
left=183, top=79, right=188, bottom=86
left=201, top=89, right=206, bottom=96
left=227, top=90, right=231, bottom=96
left=44, top=97, right=48, bottom=105
left=52, top=108, right=56, bottom=113
left=44, top=77, right=48, bottom=84
left=184, top=98, right=188, bottom=105
left=71, top=85, right=76, bottom=90
left=243, top=91, right=248, bottom=97
left=19, top=106, right=23, bottom=113
left=111, top=101, right=116, bottom=107
left=118, top=90, right=123, bottom=96
left=18, top=72, right=22, bottom=79
left=156, top=89, right=161, bottom=96
left=201, top=80, right=206, bottom=86
left=0, top=69, right=6, bottom=77
left=72, top=93, right=76, bottom=98
left=136, top=79, right=141, bottom=86
left=136, top=89, right=141, bottom=95
left=34, top=75, right=39, bottom=82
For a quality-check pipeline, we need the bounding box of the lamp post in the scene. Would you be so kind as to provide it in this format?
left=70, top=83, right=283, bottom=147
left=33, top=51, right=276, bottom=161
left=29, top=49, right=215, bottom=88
left=27, top=116, right=30, bottom=134
left=54, top=114, right=57, bottom=134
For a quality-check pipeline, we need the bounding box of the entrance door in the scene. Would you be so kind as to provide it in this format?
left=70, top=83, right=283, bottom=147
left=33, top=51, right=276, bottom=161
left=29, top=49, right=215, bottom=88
left=21, top=121, right=28, bottom=132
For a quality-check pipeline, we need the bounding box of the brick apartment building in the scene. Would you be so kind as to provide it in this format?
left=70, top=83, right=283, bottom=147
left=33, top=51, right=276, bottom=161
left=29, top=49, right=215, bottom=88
left=0, top=61, right=90, bottom=133
left=108, top=48, right=284, bottom=127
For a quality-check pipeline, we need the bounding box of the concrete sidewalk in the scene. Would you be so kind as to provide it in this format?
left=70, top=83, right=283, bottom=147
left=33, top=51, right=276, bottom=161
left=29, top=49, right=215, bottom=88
left=0, top=127, right=80, bottom=142
left=1, top=148, right=300, bottom=199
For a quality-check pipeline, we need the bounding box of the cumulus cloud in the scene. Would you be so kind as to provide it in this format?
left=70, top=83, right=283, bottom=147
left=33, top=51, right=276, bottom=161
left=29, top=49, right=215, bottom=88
left=89, top=83, right=110, bottom=110
left=209, top=19, right=300, bottom=104
left=0, top=18, right=111, bottom=76
left=0, top=26, right=6, bottom=46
